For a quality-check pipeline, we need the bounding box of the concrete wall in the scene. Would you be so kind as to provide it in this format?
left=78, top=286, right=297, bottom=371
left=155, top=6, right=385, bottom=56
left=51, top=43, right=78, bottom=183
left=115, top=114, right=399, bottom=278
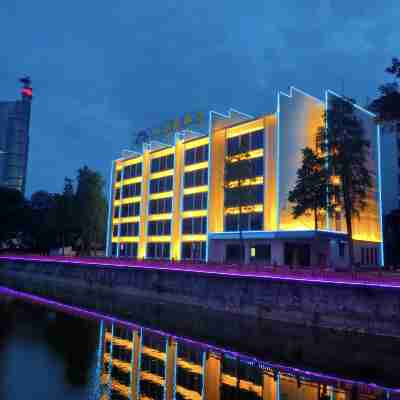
left=0, top=258, right=399, bottom=339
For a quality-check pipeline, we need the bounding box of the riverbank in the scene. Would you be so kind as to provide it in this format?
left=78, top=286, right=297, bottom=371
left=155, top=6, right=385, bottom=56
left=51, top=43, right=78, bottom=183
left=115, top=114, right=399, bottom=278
left=0, top=255, right=399, bottom=339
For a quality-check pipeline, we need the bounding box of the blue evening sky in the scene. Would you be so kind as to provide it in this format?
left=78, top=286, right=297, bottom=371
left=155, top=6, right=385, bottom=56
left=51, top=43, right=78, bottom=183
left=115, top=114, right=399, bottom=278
left=0, top=1, right=398, bottom=196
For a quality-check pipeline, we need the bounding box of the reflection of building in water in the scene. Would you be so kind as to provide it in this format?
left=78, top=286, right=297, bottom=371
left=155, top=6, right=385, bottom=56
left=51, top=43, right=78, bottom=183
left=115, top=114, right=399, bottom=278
left=97, top=321, right=391, bottom=400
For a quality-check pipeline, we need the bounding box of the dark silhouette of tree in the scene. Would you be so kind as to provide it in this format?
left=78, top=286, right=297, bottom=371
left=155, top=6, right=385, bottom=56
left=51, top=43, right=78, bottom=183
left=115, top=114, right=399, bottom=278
left=321, top=97, right=372, bottom=268
left=75, top=166, right=107, bottom=256
left=369, top=57, right=400, bottom=131
left=288, top=147, right=329, bottom=230
left=0, top=186, right=26, bottom=245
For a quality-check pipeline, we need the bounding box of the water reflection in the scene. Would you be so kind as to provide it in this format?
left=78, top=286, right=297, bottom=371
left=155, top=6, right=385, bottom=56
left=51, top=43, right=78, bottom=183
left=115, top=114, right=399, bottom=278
left=97, top=321, right=397, bottom=400
left=0, top=291, right=399, bottom=400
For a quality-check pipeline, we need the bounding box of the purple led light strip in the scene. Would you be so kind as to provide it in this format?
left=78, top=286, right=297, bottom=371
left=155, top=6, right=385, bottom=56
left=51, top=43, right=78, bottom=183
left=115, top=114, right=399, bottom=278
left=0, top=285, right=398, bottom=393
left=1, top=255, right=400, bottom=290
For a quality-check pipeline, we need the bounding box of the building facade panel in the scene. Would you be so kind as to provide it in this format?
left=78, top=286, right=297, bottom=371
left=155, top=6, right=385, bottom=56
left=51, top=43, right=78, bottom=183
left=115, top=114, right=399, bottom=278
left=107, top=87, right=384, bottom=267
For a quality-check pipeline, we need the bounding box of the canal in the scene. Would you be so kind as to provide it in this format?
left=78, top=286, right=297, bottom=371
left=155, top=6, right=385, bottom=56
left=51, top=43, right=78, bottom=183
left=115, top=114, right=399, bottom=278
left=0, top=287, right=399, bottom=399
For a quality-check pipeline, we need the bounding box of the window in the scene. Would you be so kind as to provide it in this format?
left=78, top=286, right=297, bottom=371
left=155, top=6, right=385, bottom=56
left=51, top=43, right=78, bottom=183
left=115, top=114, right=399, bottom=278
left=122, top=183, right=141, bottom=198
left=150, top=176, right=173, bottom=194
left=183, top=192, right=208, bottom=211
left=113, top=225, right=118, bottom=236
left=250, top=244, right=271, bottom=262
left=115, top=188, right=121, bottom=200
left=120, top=202, right=140, bottom=217
left=151, top=154, right=174, bottom=173
left=226, top=130, right=264, bottom=156
left=182, top=217, right=207, bottom=234
left=120, top=222, right=139, bottom=236
left=184, top=169, right=208, bottom=188
left=123, top=162, right=142, bottom=179
left=116, top=170, right=122, bottom=182
left=149, top=198, right=172, bottom=214
left=114, top=206, right=120, bottom=218
left=184, top=144, right=208, bottom=165
left=181, top=242, right=206, bottom=260
left=147, top=243, right=170, bottom=259
left=225, top=212, right=263, bottom=231
left=224, top=184, right=263, bottom=208
left=148, top=220, right=171, bottom=236
left=119, top=243, right=138, bottom=257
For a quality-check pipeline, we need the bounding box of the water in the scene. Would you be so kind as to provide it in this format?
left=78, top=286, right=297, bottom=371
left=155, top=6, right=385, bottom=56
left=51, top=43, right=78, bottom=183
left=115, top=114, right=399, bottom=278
left=0, top=291, right=399, bottom=400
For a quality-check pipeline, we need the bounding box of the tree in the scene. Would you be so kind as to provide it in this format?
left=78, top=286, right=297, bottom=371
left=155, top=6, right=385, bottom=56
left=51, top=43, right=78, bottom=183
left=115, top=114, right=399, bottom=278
left=369, top=57, right=400, bottom=131
left=29, top=190, right=59, bottom=253
left=0, top=186, right=26, bottom=245
left=56, top=177, right=76, bottom=253
left=321, top=97, right=373, bottom=268
left=224, top=147, right=258, bottom=264
left=75, top=166, right=107, bottom=256
left=288, top=147, right=329, bottom=230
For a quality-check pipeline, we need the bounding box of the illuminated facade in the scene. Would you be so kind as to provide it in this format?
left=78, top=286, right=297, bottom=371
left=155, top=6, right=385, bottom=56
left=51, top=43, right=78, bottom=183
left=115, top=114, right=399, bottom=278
left=0, top=78, right=32, bottom=193
left=97, top=321, right=387, bottom=400
left=107, top=87, right=383, bottom=267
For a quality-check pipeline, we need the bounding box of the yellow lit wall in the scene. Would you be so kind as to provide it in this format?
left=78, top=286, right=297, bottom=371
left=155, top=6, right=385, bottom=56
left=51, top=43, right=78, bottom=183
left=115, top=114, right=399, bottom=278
left=264, top=114, right=278, bottom=231
left=138, top=150, right=150, bottom=258
left=278, top=88, right=325, bottom=231
left=171, top=139, right=184, bottom=260
left=208, top=129, right=225, bottom=232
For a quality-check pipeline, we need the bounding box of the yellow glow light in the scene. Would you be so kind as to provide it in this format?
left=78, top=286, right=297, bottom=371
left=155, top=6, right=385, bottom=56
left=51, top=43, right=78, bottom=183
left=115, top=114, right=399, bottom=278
left=221, top=374, right=262, bottom=396
left=331, top=175, right=341, bottom=186
left=183, top=186, right=208, bottom=195
left=149, top=191, right=173, bottom=200
left=226, top=118, right=264, bottom=138
left=150, top=169, right=174, bottom=179
left=147, top=236, right=171, bottom=243
left=181, top=234, right=207, bottom=242
left=114, top=176, right=143, bottom=188
left=150, top=147, right=175, bottom=158
left=182, top=210, right=208, bottom=218
left=113, top=216, right=140, bottom=224
left=140, top=371, right=165, bottom=386
left=176, top=358, right=202, bottom=374
left=228, top=148, right=263, bottom=162
left=227, top=176, right=263, bottom=188
left=111, top=237, right=139, bottom=243
left=142, top=346, right=165, bottom=361
left=113, top=196, right=141, bottom=206
left=121, top=156, right=143, bottom=167
left=147, top=213, right=172, bottom=221
left=183, top=161, right=209, bottom=172
left=184, top=136, right=209, bottom=149
left=225, top=204, right=263, bottom=215
left=176, top=385, right=202, bottom=400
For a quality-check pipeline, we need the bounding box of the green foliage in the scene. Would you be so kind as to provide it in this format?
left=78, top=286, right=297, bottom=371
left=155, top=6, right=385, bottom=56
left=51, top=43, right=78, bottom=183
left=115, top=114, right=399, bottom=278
left=288, top=147, right=328, bottom=230
left=0, top=186, right=26, bottom=244
left=369, top=57, right=400, bottom=131
left=321, top=96, right=373, bottom=266
left=75, top=166, right=107, bottom=255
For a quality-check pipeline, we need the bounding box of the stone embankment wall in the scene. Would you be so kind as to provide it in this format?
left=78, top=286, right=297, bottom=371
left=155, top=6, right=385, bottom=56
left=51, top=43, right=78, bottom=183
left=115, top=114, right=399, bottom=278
left=0, top=258, right=399, bottom=338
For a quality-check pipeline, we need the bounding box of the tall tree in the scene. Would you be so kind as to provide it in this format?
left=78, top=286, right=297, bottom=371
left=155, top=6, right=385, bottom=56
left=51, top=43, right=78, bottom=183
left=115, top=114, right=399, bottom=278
left=369, top=57, right=400, bottom=131
left=288, top=147, right=329, bottom=230
left=224, top=148, right=258, bottom=263
left=322, top=97, right=373, bottom=268
left=0, top=186, right=26, bottom=245
left=56, top=177, right=76, bottom=253
left=75, top=166, right=107, bottom=256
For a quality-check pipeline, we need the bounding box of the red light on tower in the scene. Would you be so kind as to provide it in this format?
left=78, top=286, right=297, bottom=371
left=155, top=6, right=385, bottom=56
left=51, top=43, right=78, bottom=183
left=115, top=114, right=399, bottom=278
left=19, top=76, right=32, bottom=100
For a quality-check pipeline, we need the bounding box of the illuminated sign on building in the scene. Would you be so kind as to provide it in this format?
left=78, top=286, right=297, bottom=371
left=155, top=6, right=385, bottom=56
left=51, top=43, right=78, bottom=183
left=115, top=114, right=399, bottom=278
left=133, top=111, right=207, bottom=150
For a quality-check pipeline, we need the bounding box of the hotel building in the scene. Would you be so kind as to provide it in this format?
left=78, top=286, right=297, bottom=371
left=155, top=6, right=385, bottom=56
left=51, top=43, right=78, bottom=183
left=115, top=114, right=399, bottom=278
left=107, top=87, right=383, bottom=267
